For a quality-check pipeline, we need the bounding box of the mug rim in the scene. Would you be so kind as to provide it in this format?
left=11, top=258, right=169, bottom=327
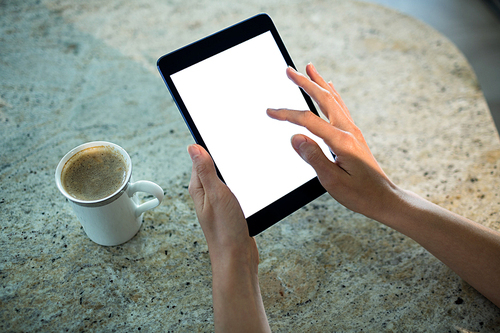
left=55, top=141, right=132, bottom=206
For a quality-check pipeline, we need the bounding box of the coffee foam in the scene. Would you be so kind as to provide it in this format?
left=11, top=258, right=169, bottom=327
left=61, top=146, right=127, bottom=201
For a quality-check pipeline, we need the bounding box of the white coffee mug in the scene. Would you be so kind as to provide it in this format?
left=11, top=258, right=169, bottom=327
left=55, top=141, right=164, bottom=246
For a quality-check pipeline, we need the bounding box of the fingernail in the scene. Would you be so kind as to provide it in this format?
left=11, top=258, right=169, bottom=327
left=187, top=145, right=201, bottom=160
left=291, top=135, right=307, bottom=151
left=308, top=62, right=318, bottom=74
left=286, top=66, right=298, bottom=77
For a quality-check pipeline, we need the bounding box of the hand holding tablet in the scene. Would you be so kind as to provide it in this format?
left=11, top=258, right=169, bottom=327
left=158, top=14, right=334, bottom=235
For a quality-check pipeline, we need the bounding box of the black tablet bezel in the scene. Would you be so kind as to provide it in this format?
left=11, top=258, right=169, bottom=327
left=157, top=13, right=326, bottom=236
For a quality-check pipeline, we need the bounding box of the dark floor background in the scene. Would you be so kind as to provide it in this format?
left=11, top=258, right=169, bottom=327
left=364, top=0, right=500, bottom=135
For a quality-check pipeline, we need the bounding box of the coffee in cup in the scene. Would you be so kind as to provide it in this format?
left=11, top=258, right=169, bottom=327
left=61, top=145, right=127, bottom=201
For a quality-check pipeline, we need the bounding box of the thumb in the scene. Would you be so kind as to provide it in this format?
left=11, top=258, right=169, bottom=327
left=188, top=144, right=220, bottom=192
left=291, top=134, right=333, bottom=174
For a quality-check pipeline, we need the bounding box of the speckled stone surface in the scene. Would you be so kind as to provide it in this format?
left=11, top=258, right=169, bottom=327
left=1, top=0, right=500, bottom=331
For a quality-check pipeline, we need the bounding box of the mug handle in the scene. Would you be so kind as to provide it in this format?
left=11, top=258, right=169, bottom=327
left=127, top=181, right=164, bottom=217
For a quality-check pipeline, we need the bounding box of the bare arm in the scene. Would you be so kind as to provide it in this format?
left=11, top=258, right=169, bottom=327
left=386, top=189, right=500, bottom=307
left=267, top=64, right=500, bottom=307
left=187, top=144, right=271, bottom=333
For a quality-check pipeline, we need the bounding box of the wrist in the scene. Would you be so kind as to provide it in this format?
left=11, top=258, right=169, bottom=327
left=372, top=185, right=440, bottom=239
left=365, top=180, right=408, bottom=227
left=209, top=238, right=259, bottom=279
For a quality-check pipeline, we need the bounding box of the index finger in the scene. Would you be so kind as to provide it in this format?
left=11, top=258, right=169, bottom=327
left=266, top=108, right=343, bottom=150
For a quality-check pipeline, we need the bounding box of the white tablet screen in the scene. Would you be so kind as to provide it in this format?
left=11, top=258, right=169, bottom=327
left=171, top=31, right=332, bottom=218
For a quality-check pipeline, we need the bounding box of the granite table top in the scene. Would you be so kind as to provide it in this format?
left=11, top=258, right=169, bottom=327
left=1, top=0, right=500, bottom=331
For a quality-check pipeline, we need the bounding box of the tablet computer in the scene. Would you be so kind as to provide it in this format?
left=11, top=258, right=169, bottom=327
left=157, top=13, right=333, bottom=236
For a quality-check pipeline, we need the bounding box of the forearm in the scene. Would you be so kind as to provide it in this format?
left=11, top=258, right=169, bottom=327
left=380, top=187, right=500, bottom=307
left=210, top=249, right=271, bottom=333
